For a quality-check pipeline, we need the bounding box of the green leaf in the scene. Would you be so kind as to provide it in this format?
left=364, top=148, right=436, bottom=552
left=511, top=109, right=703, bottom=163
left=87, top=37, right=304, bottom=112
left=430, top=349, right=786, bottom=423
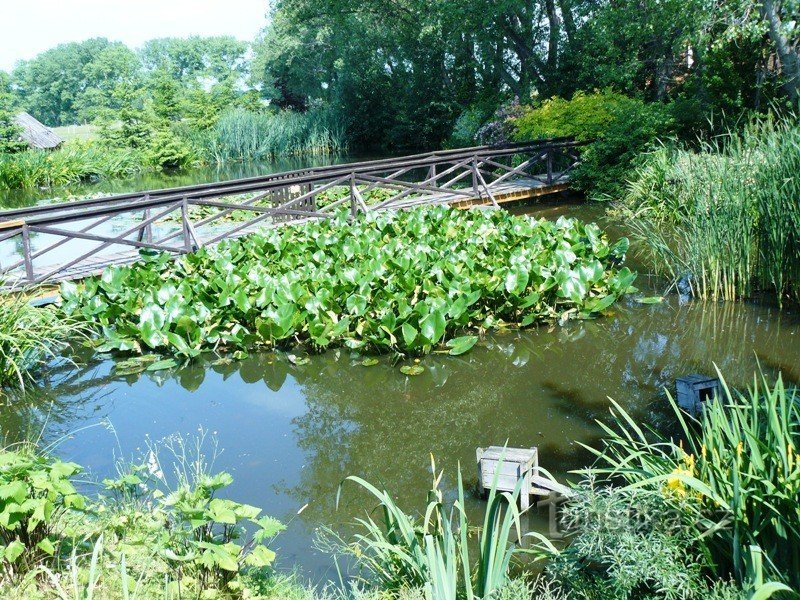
left=635, top=296, right=664, bottom=304
left=245, top=544, right=276, bottom=567
left=361, top=358, right=379, bottom=367
left=400, top=364, right=425, bottom=376
left=446, top=335, right=478, bottom=355
left=4, top=540, right=25, bottom=563
left=147, top=359, right=178, bottom=372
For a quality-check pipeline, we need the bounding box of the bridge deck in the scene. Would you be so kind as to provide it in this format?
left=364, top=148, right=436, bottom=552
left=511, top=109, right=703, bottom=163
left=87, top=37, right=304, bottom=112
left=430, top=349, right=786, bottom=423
left=0, top=140, right=582, bottom=286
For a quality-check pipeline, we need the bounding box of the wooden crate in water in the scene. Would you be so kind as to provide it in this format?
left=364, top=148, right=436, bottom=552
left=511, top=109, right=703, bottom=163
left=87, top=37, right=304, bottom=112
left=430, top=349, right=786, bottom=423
left=676, top=374, right=721, bottom=414
left=476, top=446, right=553, bottom=510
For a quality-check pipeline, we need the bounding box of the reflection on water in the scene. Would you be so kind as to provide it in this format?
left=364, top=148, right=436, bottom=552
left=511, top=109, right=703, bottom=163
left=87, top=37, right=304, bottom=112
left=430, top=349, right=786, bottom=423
left=1, top=199, right=799, bottom=580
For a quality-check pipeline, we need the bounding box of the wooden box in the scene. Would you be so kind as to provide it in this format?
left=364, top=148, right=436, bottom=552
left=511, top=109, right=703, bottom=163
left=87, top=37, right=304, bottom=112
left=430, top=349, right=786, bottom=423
left=676, top=374, right=721, bottom=414
left=476, top=446, right=547, bottom=510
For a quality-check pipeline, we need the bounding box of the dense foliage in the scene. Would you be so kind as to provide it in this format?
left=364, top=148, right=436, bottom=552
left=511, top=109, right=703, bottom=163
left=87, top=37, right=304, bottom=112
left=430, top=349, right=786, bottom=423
left=622, top=117, right=800, bottom=304
left=0, top=290, right=84, bottom=390
left=60, top=207, right=634, bottom=358
left=586, top=372, right=800, bottom=590
left=511, top=90, right=676, bottom=197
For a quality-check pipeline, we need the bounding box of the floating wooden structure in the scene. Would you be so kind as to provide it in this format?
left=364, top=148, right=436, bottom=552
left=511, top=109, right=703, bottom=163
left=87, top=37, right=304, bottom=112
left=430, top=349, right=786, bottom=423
left=476, top=445, right=571, bottom=510
left=0, top=139, right=584, bottom=286
left=676, top=374, right=721, bottom=414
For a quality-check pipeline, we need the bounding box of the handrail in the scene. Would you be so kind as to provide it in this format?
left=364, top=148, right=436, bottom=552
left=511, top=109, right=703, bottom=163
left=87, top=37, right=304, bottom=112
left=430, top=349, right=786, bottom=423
left=0, top=138, right=583, bottom=225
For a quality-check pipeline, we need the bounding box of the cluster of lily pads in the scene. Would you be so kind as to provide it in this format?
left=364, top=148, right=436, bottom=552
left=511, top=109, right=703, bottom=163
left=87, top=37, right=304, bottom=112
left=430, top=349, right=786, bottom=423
left=60, top=206, right=635, bottom=359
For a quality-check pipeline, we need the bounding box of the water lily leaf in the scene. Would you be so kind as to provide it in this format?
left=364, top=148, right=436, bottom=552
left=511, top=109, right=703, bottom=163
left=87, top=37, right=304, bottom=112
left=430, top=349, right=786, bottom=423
left=635, top=296, right=665, bottom=304
left=400, top=364, right=425, bottom=376
left=446, top=335, right=478, bottom=355
left=147, top=359, right=178, bottom=372
left=287, top=354, right=310, bottom=366
left=361, top=358, right=379, bottom=367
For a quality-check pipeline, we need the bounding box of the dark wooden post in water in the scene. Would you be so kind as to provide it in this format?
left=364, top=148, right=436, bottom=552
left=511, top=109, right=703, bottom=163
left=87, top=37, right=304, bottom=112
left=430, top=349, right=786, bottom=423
left=546, top=149, right=554, bottom=185
left=21, top=223, right=34, bottom=282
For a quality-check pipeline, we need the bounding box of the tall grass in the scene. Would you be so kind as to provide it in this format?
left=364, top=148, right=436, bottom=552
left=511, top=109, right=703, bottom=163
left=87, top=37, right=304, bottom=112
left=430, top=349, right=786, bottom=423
left=623, top=117, right=800, bottom=304
left=326, top=456, right=550, bottom=599
left=584, top=370, right=800, bottom=589
left=202, top=107, right=347, bottom=163
left=0, top=289, right=83, bottom=389
left=0, top=142, right=145, bottom=190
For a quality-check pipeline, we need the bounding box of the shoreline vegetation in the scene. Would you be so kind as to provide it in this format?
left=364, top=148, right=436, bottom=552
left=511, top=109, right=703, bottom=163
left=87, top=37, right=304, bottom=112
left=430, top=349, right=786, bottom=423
left=0, top=370, right=795, bottom=599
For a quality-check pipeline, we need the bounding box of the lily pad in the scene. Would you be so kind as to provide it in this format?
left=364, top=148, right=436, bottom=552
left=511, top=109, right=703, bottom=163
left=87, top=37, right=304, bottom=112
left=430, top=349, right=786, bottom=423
left=287, top=354, right=310, bottom=366
left=361, top=358, right=379, bottom=367
left=400, top=364, right=425, bottom=376
left=635, top=296, right=665, bottom=304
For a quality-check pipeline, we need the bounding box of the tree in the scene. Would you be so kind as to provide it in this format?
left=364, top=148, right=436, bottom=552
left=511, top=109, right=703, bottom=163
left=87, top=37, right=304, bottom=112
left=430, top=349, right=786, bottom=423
left=0, top=72, right=26, bottom=154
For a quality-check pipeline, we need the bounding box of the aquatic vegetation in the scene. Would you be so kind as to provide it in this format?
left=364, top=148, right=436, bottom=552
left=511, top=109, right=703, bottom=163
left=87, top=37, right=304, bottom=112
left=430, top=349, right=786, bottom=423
left=60, top=207, right=634, bottom=358
left=622, top=117, right=800, bottom=304
left=325, top=457, right=548, bottom=599
left=201, top=107, right=347, bottom=164
left=0, top=289, right=85, bottom=390
left=0, top=433, right=287, bottom=598
left=0, top=142, right=147, bottom=190
left=585, top=370, right=800, bottom=590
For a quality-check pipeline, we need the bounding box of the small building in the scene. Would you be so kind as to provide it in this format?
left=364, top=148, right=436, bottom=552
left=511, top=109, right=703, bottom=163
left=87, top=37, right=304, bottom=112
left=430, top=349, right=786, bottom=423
left=13, top=112, right=62, bottom=150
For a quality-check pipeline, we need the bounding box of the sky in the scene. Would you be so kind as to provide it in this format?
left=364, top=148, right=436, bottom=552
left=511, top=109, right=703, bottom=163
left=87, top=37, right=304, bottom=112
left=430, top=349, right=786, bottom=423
left=0, top=0, right=269, bottom=72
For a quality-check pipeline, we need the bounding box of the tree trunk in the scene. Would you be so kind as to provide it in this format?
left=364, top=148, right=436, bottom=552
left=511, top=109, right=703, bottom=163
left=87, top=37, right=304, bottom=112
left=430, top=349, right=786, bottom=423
left=760, top=0, right=800, bottom=102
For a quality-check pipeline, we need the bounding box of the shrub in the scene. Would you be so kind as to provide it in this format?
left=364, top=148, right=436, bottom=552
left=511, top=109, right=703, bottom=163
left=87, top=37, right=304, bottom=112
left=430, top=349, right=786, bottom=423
left=512, top=90, right=675, bottom=198
left=542, top=483, right=714, bottom=599
left=586, top=370, right=800, bottom=590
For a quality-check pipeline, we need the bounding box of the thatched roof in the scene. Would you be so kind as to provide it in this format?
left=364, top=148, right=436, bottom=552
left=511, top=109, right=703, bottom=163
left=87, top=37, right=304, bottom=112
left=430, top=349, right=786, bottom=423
left=14, top=112, right=62, bottom=150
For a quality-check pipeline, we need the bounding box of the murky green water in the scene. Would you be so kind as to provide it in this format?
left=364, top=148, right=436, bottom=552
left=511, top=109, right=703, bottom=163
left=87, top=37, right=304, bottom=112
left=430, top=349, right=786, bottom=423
left=2, top=198, right=799, bottom=582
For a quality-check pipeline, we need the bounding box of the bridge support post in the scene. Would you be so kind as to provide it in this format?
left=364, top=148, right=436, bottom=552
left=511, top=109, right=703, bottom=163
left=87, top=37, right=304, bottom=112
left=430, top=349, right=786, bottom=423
left=546, top=150, right=554, bottom=185
left=21, top=223, right=34, bottom=283
left=471, top=156, right=480, bottom=198
left=181, top=197, right=194, bottom=253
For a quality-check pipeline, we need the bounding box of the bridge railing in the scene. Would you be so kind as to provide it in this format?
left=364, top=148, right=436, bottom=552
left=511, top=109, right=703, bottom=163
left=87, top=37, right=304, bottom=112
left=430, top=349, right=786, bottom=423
left=0, top=139, right=584, bottom=285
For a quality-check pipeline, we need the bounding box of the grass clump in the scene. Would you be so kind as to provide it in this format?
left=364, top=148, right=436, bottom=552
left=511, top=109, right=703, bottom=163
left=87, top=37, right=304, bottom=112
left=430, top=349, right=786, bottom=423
left=583, top=370, right=800, bottom=591
left=200, top=107, right=346, bottom=164
left=0, top=289, right=83, bottom=391
left=59, top=207, right=634, bottom=358
left=621, top=116, right=800, bottom=304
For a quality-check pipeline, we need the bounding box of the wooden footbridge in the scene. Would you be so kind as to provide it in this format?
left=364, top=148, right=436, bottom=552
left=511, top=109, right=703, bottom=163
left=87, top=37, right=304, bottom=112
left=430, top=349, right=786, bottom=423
left=0, top=139, right=583, bottom=285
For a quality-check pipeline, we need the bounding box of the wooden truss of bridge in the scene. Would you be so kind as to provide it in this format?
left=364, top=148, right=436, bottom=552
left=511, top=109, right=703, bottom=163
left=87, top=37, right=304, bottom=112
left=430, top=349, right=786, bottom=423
left=0, top=139, right=583, bottom=286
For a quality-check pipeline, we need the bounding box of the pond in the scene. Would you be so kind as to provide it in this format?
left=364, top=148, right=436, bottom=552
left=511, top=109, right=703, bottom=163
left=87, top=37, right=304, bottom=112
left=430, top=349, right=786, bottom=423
left=2, top=198, right=799, bottom=584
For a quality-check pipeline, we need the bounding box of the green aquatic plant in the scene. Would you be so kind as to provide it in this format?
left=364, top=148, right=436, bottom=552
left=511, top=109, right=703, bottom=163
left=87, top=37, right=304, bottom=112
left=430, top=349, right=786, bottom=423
left=622, top=117, right=800, bottom=304
left=0, top=289, right=84, bottom=390
left=584, top=370, right=800, bottom=590
left=325, top=456, right=549, bottom=599
left=0, top=445, right=87, bottom=580
left=60, top=207, right=635, bottom=358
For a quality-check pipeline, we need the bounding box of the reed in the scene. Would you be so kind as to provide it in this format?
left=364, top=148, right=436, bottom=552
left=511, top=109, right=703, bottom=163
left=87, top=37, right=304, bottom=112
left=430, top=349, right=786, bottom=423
left=0, top=143, right=145, bottom=190
left=0, top=288, right=84, bottom=390
left=584, top=370, right=800, bottom=589
left=203, top=108, right=347, bottom=163
left=623, top=117, right=800, bottom=304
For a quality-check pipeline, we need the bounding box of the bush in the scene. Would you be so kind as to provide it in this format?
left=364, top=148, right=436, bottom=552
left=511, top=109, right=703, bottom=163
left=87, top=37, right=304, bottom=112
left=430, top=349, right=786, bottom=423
left=586, top=370, right=800, bottom=590
left=512, top=90, right=675, bottom=198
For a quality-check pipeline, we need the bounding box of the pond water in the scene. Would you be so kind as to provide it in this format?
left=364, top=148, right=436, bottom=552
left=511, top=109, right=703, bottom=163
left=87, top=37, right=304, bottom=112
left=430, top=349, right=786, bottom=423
left=2, top=199, right=800, bottom=584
